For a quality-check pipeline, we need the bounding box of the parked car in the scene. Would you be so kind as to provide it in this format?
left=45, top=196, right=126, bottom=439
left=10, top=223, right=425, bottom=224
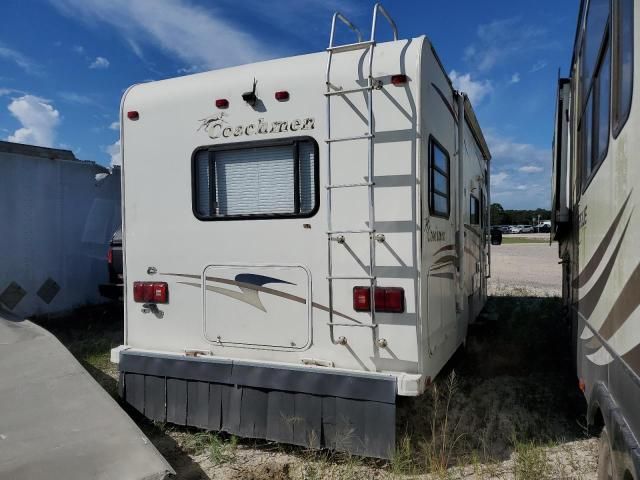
left=509, top=225, right=523, bottom=234
left=521, top=225, right=535, bottom=233
left=536, top=223, right=551, bottom=233
left=99, top=227, right=123, bottom=300
left=498, top=225, right=511, bottom=233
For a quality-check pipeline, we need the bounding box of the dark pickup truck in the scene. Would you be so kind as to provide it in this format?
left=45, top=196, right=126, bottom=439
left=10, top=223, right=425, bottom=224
left=99, top=228, right=123, bottom=300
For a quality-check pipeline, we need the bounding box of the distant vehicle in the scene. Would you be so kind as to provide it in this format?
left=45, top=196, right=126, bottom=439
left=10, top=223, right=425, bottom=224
left=536, top=222, right=551, bottom=233
left=520, top=225, right=534, bottom=233
left=551, top=0, right=639, bottom=477
left=490, top=227, right=503, bottom=245
left=509, top=225, right=523, bottom=234
left=98, top=228, right=123, bottom=300
left=498, top=225, right=511, bottom=233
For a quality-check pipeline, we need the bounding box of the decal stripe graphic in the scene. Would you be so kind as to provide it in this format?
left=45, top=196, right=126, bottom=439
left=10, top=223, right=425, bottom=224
left=598, top=262, right=640, bottom=341
left=432, top=255, right=457, bottom=266
left=578, top=216, right=631, bottom=319
left=573, top=191, right=632, bottom=288
left=168, top=273, right=360, bottom=323
left=623, top=343, right=640, bottom=375
left=433, top=244, right=455, bottom=255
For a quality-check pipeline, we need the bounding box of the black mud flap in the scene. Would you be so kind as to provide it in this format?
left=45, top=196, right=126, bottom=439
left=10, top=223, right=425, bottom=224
left=118, top=351, right=396, bottom=459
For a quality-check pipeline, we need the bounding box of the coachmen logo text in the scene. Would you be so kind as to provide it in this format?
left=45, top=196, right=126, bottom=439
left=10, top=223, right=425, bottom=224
left=197, top=112, right=315, bottom=140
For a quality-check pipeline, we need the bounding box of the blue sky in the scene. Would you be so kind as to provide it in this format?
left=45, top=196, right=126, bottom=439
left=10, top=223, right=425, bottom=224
left=0, top=0, right=578, bottom=209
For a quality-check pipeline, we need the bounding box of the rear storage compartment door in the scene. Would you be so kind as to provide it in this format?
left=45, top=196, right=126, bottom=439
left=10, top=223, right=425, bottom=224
left=202, top=264, right=311, bottom=349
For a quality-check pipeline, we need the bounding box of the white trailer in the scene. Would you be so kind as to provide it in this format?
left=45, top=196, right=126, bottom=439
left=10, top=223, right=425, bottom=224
left=112, top=4, right=491, bottom=458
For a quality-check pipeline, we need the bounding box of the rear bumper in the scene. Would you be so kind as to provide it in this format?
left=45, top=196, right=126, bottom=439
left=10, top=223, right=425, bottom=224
left=116, top=349, right=396, bottom=458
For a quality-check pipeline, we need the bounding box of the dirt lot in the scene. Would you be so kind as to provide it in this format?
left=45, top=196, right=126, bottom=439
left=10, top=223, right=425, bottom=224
left=32, top=242, right=597, bottom=479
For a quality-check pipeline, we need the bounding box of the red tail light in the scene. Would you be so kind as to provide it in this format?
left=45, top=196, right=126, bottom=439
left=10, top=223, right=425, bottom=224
left=215, top=98, right=229, bottom=108
left=353, top=286, right=404, bottom=313
left=107, top=247, right=113, bottom=265
left=391, top=74, right=407, bottom=85
left=133, top=281, right=168, bottom=303
left=275, top=91, right=289, bottom=101
left=127, top=110, right=139, bottom=120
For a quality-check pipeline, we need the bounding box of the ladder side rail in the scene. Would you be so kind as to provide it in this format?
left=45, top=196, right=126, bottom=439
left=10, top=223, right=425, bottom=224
left=329, top=12, right=363, bottom=49
left=366, top=44, right=377, bottom=321
left=370, top=3, right=398, bottom=43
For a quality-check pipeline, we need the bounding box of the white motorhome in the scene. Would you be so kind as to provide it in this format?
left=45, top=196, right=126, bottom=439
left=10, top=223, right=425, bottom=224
left=552, top=0, right=640, bottom=477
left=112, top=4, right=491, bottom=458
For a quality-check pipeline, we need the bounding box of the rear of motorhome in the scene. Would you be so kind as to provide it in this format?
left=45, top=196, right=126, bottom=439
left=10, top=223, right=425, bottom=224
left=112, top=4, right=491, bottom=458
left=552, top=0, right=640, bottom=476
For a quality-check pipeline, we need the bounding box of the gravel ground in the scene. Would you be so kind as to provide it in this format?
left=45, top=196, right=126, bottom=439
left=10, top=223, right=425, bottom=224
left=31, top=242, right=599, bottom=479
left=489, top=242, right=561, bottom=296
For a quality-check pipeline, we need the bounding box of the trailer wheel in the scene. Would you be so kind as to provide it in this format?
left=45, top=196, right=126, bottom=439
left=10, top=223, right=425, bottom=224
left=597, top=426, right=616, bottom=480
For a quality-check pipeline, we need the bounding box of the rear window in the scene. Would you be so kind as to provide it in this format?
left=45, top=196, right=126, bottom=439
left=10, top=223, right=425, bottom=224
left=193, top=137, right=319, bottom=220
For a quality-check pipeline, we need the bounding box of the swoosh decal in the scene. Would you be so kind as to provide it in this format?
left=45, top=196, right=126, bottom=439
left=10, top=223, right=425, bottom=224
left=433, top=255, right=457, bottom=266
left=598, top=262, right=640, bottom=341
left=578, top=215, right=631, bottom=319
left=168, top=273, right=360, bottom=323
left=623, top=342, right=640, bottom=375
left=434, top=244, right=455, bottom=255
left=573, top=191, right=633, bottom=288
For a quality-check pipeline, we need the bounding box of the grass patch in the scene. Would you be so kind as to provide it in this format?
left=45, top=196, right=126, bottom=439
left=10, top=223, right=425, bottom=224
left=183, top=431, right=238, bottom=465
left=514, top=440, right=551, bottom=480
left=501, top=237, right=550, bottom=244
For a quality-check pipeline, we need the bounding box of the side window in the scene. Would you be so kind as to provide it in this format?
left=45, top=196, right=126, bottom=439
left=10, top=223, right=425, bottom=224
left=579, top=0, right=611, bottom=189
left=193, top=138, right=319, bottom=220
left=469, top=195, right=480, bottom=225
left=613, top=0, right=633, bottom=136
left=428, top=137, right=450, bottom=218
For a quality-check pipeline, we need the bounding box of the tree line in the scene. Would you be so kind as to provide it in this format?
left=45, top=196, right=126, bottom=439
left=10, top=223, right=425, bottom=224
left=490, top=203, right=551, bottom=226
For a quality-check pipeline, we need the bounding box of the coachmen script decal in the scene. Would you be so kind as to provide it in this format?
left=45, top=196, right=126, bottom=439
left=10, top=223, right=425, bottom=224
left=197, top=112, right=315, bottom=140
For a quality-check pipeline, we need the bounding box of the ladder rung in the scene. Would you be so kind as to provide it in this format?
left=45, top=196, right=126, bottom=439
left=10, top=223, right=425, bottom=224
left=326, top=182, right=373, bottom=189
left=327, top=229, right=373, bottom=234
left=325, top=86, right=371, bottom=96
left=325, top=134, right=373, bottom=143
left=327, top=40, right=375, bottom=53
left=327, top=275, right=375, bottom=280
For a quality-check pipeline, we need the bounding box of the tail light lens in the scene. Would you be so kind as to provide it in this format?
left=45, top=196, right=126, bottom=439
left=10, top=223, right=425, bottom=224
left=133, top=281, right=168, bottom=303
left=107, top=247, right=113, bottom=265
left=353, top=286, right=404, bottom=313
left=391, top=74, right=407, bottom=85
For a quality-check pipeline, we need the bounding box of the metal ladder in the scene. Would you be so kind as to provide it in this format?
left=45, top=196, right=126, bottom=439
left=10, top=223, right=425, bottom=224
left=324, top=3, right=398, bottom=344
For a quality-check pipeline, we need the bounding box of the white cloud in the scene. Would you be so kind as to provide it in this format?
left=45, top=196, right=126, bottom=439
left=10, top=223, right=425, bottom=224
left=492, top=172, right=508, bottom=186
left=73, top=45, right=85, bottom=54
left=50, top=0, right=279, bottom=69
left=89, top=56, right=110, bottom=69
left=449, top=70, right=493, bottom=105
left=177, top=65, right=202, bottom=75
left=6, top=95, right=60, bottom=147
left=109, top=121, right=120, bottom=131
left=509, top=73, right=520, bottom=84
left=0, top=43, right=39, bottom=74
left=106, top=139, right=121, bottom=167
left=486, top=131, right=551, bottom=209
left=519, top=165, right=544, bottom=173
left=59, top=91, right=99, bottom=106
left=464, top=17, right=556, bottom=73
left=530, top=60, right=547, bottom=73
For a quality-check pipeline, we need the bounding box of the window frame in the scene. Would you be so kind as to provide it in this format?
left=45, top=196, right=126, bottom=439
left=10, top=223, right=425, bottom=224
left=580, top=14, right=612, bottom=193
left=428, top=135, right=451, bottom=219
left=612, top=0, right=633, bottom=138
left=191, top=136, right=320, bottom=221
